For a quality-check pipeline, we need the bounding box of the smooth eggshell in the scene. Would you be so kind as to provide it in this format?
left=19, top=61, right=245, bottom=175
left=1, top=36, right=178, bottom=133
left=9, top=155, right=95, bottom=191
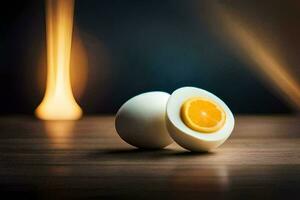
left=115, top=92, right=173, bottom=149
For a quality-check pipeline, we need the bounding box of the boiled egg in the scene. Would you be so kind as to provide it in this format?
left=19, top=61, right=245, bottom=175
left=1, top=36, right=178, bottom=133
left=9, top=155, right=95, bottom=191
left=166, top=87, right=234, bottom=152
left=115, top=92, right=173, bottom=149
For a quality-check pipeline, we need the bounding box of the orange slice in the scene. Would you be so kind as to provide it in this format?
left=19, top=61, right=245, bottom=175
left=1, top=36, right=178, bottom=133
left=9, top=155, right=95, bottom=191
left=180, top=97, right=226, bottom=133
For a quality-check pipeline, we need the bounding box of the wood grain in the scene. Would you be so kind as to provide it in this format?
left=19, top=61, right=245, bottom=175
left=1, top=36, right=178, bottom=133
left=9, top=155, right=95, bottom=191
left=0, top=116, right=299, bottom=199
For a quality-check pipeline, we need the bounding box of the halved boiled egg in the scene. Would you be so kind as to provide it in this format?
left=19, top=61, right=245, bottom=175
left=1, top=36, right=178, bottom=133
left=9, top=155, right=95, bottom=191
left=166, top=87, right=234, bottom=152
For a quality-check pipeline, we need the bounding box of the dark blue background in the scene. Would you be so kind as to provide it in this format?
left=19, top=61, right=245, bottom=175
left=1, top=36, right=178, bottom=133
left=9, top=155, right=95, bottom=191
left=1, top=0, right=298, bottom=115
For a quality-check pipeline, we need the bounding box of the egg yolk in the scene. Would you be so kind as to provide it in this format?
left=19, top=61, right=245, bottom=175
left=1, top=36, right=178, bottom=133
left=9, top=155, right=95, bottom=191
left=180, top=97, right=226, bottom=133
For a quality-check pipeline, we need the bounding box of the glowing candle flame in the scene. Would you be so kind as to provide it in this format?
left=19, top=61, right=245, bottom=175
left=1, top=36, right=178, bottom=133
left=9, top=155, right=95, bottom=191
left=36, top=0, right=82, bottom=120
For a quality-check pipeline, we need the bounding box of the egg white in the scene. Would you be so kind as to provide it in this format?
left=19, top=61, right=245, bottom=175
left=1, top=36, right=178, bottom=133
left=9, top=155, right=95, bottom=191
left=166, top=87, right=235, bottom=152
left=115, top=91, right=173, bottom=149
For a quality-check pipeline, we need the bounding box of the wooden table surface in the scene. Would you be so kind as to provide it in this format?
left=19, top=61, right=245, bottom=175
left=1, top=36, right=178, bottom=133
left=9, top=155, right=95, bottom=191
left=0, top=116, right=299, bottom=199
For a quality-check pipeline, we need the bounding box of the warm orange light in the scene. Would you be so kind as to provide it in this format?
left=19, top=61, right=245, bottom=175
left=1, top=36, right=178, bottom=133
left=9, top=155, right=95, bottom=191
left=36, top=0, right=82, bottom=120
left=209, top=3, right=300, bottom=111
left=43, top=120, right=75, bottom=148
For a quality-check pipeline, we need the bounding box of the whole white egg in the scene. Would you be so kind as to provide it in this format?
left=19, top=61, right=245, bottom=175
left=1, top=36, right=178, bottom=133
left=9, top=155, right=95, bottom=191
left=166, top=87, right=235, bottom=152
left=115, top=92, right=173, bottom=149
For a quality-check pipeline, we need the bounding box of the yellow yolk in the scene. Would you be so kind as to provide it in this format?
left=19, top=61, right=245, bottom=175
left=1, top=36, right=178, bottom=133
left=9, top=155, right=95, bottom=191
left=180, top=97, right=226, bottom=133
